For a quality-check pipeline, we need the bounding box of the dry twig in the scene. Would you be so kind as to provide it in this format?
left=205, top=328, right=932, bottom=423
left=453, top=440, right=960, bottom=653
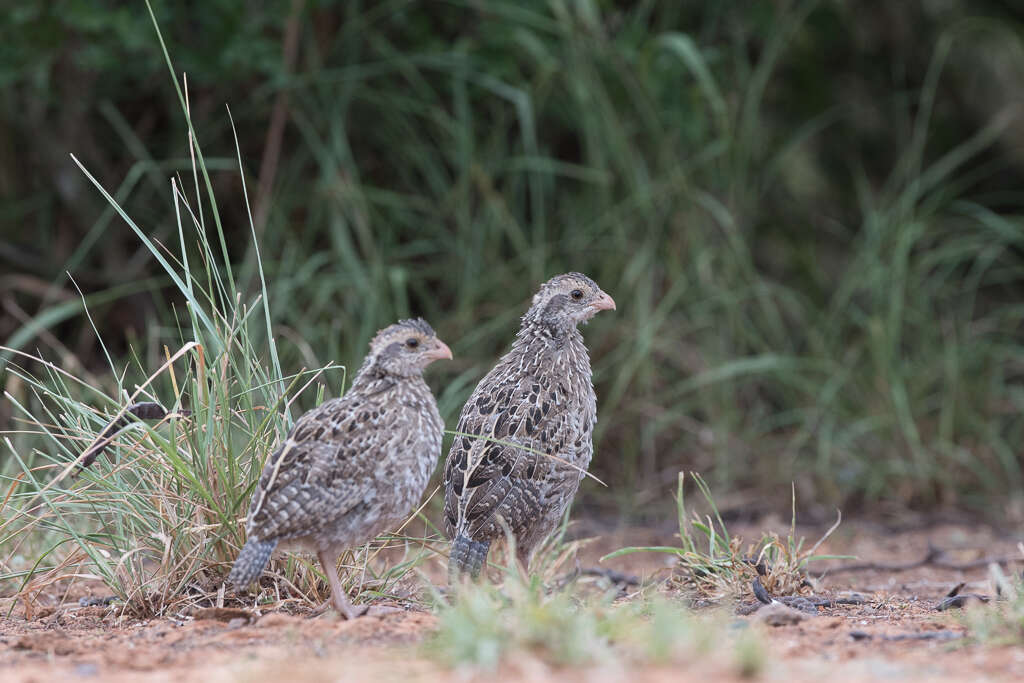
left=823, top=545, right=1023, bottom=576
left=78, top=402, right=191, bottom=469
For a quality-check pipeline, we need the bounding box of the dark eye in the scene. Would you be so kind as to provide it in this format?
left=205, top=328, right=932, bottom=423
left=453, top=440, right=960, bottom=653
left=570, top=289, right=584, bottom=300
left=405, top=337, right=419, bottom=348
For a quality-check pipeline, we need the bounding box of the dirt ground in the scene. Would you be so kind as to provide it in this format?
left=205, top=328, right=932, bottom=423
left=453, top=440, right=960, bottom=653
left=2, top=519, right=1023, bottom=682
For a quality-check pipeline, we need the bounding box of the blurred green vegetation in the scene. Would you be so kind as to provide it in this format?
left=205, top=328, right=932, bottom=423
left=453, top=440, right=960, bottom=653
left=3, top=0, right=1024, bottom=516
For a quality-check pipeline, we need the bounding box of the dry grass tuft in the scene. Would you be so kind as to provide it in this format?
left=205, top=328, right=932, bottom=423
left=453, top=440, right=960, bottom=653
left=605, top=472, right=844, bottom=602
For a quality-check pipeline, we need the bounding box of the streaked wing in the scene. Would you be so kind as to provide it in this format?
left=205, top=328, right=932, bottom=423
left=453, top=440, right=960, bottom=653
left=444, top=366, right=578, bottom=539
left=246, top=396, right=380, bottom=541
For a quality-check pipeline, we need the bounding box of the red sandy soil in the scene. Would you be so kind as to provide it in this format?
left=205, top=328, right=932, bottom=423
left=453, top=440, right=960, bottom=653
left=2, top=520, right=1023, bottom=682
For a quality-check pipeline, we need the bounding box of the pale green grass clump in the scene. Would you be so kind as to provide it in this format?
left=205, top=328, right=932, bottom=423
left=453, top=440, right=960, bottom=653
left=430, top=526, right=766, bottom=677
left=963, top=562, right=1024, bottom=645
left=430, top=575, right=765, bottom=677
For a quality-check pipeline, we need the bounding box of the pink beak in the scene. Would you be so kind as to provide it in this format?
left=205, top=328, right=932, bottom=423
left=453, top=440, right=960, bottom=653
left=425, top=341, right=453, bottom=361
left=592, top=291, right=617, bottom=312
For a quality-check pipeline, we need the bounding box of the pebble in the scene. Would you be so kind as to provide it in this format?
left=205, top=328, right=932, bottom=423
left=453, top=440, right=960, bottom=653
left=756, top=602, right=807, bottom=626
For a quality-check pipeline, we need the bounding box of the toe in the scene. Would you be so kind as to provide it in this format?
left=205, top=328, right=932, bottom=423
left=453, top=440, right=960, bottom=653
left=340, top=604, right=368, bottom=620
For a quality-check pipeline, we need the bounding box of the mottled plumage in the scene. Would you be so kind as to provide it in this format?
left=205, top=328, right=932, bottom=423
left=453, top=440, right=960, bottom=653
left=228, top=318, right=451, bottom=618
left=443, top=273, right=616, bottom=583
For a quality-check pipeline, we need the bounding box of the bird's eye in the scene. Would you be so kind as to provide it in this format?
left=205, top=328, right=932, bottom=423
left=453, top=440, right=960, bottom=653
left=570, top=289, right=584, bottom=300
left=405, top=337, right=420, bottom=348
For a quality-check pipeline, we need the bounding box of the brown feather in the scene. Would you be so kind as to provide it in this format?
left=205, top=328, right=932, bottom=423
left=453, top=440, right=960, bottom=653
left=444, top=273, right=615, bottom=573
left=241, top=318, right=448, bottom=557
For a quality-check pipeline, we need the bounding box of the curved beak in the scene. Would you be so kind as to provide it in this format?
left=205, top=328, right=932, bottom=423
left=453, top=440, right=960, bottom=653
left=591, top=291, right=617, bottom=312
left=425, top=341, right=453, bottom=362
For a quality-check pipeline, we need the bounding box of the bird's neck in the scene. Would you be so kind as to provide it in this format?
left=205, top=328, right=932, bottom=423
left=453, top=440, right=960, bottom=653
left=350, top=365, right=420, bottom=395
left=514, top=321, right=586, bottom=358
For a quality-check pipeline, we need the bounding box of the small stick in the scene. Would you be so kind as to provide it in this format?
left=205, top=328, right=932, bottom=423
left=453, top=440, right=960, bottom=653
left=823, top=545, right=1024, bottom=575
left=78, top=402, right=192, bottom=470
left=850, top=630, right=962, bottom=642
left=752, top=577, right=772, bottom=605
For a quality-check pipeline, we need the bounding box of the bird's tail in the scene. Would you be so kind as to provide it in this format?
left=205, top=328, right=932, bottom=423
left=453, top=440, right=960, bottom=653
left=227, top=538, right=277, bottom=586
left=448, top=534, right=490, bottom=586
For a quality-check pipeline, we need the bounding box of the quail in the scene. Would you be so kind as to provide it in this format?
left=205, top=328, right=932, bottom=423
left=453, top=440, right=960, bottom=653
left=443, top=273, right=615, bottom=583
left=228, top=318, right=451, bottom=618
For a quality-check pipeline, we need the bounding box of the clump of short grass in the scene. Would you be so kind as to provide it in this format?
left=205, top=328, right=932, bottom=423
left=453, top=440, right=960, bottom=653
left=429, top=525, right=767, bottom=677
left=606, top=472, right=843, bottom=601
left=429, top=565, right=765, bottom=678
left=962, top=561, right=1024, bottom=645
left=430, top=577, right=610, bottom=670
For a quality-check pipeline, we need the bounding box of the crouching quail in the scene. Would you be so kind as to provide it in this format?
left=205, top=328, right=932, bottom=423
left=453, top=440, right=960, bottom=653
left=443, top=273, right=616, bottom=584
left=228, top=318, right=451, bottom=618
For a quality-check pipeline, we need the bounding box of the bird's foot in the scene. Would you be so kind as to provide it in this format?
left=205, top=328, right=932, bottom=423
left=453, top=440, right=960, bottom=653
left=307, top=601, right=365, bottom=620
left=337, top=603, right=402, bottom=619
left=309, top=598, right=401, bottom=620
left=308, top=600, right=334, bottom=618
left=317, top=602, right=402, bottom=619
left=338, top=603, right=368, bottom=620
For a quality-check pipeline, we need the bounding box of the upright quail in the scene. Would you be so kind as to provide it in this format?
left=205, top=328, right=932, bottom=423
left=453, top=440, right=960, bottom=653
left=443, top=273, right=615, bottom=583
left=228, top=318, right=451, bottom=618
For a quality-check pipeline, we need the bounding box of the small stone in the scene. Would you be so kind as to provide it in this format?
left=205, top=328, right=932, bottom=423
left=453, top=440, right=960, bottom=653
left=755, top=602, right=807, bottom=627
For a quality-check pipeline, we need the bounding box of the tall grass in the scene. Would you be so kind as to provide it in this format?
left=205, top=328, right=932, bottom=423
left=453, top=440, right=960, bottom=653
left=0, top=5, right=438, bottom=615
left=264, top=1, right=1024, bottom=512
left=4, top=1, right=1024, bottom=524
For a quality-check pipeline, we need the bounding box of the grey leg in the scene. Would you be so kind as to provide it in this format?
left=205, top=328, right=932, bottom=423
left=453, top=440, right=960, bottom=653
left=317, top=550, right=365, bottom=620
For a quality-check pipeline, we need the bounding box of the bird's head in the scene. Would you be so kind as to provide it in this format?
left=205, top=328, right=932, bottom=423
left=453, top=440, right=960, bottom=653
left=521, top=272, right=616, bottom=335
left=364, top=318, right=452, bottom=378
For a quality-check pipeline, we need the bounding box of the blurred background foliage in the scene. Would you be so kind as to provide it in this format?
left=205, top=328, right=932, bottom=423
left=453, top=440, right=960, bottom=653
left=3, top=0, right=1024, bottom=519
